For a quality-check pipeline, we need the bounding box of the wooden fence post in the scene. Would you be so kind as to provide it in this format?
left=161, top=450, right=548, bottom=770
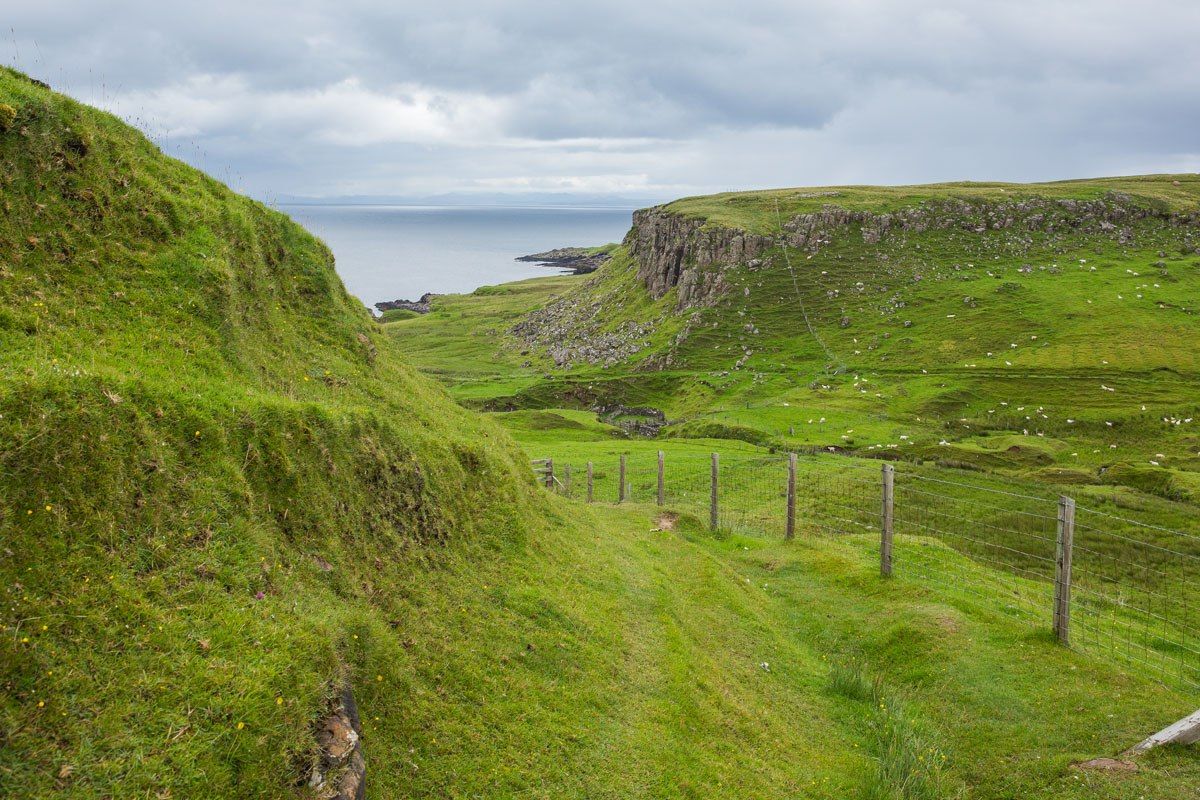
left=1054, top=495, right=1076, bottom=645
left=657, top=450, right=665, bottom=506
left=618, top=455, right=627, bottom=503
left=786, top=452, right=797, bottom=540
left=586, top=461, right=594, bottom=503
left=880, top=463, right=894, bottom=577
left=546, top=458, right=555, bottom=491
left=710, top=453, right=719, bottom=532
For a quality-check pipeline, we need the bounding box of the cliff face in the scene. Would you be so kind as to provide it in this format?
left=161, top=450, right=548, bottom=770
left=624, top=194, right=1198, bottom=311
left=624, top=208, right=774, bottom=306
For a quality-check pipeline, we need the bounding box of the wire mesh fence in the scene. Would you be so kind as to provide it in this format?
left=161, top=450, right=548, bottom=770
left=533, top=451, right=1199, bottom=696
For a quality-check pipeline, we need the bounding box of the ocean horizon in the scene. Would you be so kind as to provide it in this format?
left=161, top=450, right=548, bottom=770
left=281, top=203, right=636, bottom=310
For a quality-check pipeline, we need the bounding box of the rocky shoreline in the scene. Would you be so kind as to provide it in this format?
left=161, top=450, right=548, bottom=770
left=375, top=292, right=438, bottom=315
left=516, top=246, right=612, bottom=274
left=372, top=246, right=611, bottom=319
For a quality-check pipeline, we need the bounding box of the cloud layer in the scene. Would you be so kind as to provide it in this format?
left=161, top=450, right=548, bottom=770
left=7, top=1, right=1200, bottom=200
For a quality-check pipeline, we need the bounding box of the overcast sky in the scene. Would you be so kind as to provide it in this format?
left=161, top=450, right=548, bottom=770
left=6, top=1, right=1200, bottom=202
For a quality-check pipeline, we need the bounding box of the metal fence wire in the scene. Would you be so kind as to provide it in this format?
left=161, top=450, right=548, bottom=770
left=533, top=451, right=1199, bottom=696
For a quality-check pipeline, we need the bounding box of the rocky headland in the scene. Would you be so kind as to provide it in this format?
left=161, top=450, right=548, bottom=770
left=517, top=246, right=612, bottom=274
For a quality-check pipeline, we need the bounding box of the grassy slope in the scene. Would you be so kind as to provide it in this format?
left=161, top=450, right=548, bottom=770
left=388, top=176, right=1200, bottom=499
left=385, top=179, right=1200, bottom=776
left=0, top=68, right=538, bottom=796
left=350, top=496, right=1199, bottom=798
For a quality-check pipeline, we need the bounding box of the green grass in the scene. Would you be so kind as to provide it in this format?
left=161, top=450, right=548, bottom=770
left=388, top=173, right=1200, bottom=509
left=0, top=66, right=539, bottom=796
left=388, top=199, right=1200, bottom=673
left=388, top=172, right=1200, bottom=714
left=664, top=175, right=1200, bottom=232
left=328, top=494, right=1200, bottom=798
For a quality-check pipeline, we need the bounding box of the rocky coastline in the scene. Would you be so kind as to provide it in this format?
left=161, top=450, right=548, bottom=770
left=375, top=292, right=438, bottom=315
left=516, top=246, right=612, bottom=274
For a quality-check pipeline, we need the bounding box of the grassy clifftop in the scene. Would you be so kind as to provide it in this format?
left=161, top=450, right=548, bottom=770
left=665, top=175, right=1200, bottom=232
left=0, top=68, right=538, bottom=796
left=393, top=175, right=1200, bottom=504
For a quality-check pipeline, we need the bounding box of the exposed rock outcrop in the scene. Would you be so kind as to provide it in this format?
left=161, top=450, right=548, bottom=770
left=595, top=404, right=667, bottom=436
left=624, top=208, right=774, bottom=304
left=308, top=686, right=366, bottom=800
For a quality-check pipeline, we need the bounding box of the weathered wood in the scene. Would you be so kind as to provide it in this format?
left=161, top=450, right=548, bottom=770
left=586, top=461, right=594, bottom=503
left=1127, top=708, right=1200, bottom=754
left=1054, top=495, right=1076, bottom=645
left=618, top=455, right=627, bottom=503
left=546, top=458, right=555, bottom=491
left=785, top=452, right=797, bottom=540
left=657, top=450, right=665, bottom=506
left=709, top=453, right=719, bottom=532
left=880, top=463, right=894, bottom=577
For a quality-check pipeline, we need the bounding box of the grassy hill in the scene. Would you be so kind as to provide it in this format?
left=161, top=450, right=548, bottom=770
left=3, top=69, right=1197, bottom=798
left=388, top=175, right=1200, bottom=503
left=0, top=66, right=541, bottom=796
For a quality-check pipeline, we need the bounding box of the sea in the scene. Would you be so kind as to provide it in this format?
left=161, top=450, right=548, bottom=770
left=279, top=204, right=636, bottom=311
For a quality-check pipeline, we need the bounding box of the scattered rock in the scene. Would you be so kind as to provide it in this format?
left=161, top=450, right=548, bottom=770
left=511, top=294, right=657, bottom=368
left=596, top=404, right=667, bottom=436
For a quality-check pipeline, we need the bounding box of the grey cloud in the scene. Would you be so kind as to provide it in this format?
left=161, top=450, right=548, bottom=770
left=5, top=1, right=1199, bottom=199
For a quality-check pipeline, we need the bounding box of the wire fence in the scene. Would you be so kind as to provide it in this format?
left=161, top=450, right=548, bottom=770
left=533, top=452, right=1200, bottom=696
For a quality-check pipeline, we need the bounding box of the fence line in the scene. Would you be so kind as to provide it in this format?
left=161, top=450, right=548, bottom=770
left=534, top=451, right=1200, bottom=696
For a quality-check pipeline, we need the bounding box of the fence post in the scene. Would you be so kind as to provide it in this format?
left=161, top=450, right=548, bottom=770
left=563, top=464, right=571, bottom=497
left=710, top=453, right=719, bottom=532
left=586, top=461, right=594, bottom=503
left=786, top=452, right=797, bottom=540
left=657, top=450, right=665, bottom=506
left=546, top=458, right=555, bottom=491
left=1054, top=495, right=1076, bottom=645
left=618, top=455, right=627, bottom=503
left=880, top=463, right=894, bottom=577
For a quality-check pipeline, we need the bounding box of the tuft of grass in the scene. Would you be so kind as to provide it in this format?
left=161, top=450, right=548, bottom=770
left=829, top=662, right=948, bottom=800
left=829, top=660, right=878, bottom=704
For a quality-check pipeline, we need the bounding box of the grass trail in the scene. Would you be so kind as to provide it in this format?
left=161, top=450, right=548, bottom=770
left=378, top=497, right=1199, bottom=798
